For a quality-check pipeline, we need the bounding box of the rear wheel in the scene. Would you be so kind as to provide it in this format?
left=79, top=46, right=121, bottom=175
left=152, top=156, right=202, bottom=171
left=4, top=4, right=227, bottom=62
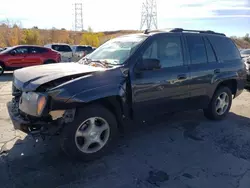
left=204, top=86, right=232, bottom=120
left=60, top=105, right=118, bottom=161
left=0, top=63, right=5, bottom=75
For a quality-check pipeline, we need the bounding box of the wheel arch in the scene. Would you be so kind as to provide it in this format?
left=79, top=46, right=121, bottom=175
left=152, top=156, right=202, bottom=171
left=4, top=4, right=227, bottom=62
left=0, top=60, right=5, bottom=66
left=72, top=96, right=126, bottom=133
left=44, top=59, right=56, bottom=64
left=214, top=79, right=237, bottom=97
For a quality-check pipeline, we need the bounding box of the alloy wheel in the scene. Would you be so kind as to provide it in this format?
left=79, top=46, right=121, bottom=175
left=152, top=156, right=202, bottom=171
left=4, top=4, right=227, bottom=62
left=75, top=117, right=110, bottom=154
left=215, top=92, right=229, bottom=115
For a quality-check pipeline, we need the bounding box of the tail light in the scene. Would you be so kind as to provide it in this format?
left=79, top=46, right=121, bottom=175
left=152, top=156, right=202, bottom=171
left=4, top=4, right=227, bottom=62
left=58, top=54, right=61, bottom=62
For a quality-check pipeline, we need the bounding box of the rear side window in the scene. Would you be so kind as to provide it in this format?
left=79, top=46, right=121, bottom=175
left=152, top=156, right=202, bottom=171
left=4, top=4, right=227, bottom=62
left=207, top=36, right=241, bottom=62
left=204, top=38, right=217, bottom=63
left=52, top=45, right=72, bottom=52
left=29, top=47, right=48, bottom=53
left=186, top=35, right=207, bottom=64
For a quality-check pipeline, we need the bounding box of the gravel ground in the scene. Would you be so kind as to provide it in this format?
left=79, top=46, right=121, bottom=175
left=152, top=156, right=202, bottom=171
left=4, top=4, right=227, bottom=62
left=0, top=73, right=250, bottom=188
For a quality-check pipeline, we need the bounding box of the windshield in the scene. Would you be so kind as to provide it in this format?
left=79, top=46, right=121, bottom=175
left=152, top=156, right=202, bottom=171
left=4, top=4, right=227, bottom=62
left=81, top=35, right=147, bottom=65
left=0, top=47, right=13, bottom=54
left=241, top=50, right=250, bottom=55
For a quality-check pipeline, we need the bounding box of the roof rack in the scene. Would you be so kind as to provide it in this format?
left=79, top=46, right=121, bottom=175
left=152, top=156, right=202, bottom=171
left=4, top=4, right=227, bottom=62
left=170, top=28, right=226, bottom=36
left=143, top=28, right=226, bottom=36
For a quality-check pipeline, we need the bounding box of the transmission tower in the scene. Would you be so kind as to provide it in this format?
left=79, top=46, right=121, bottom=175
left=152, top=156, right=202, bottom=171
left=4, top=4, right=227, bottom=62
left=73, top=2, right=84, bottom=31
left=140, top=0, right=158, bottom=30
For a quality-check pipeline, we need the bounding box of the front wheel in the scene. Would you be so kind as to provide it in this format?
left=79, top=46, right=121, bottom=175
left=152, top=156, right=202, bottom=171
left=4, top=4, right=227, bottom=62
left=204, top=86, right=232, bottom=120
left=60, top=105, right=118, bottom=161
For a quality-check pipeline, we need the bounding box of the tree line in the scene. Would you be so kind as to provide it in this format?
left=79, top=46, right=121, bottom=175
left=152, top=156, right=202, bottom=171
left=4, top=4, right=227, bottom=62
left=0, top=21, right=249, bottom=49
left=0, top=22, right=109, bottom=47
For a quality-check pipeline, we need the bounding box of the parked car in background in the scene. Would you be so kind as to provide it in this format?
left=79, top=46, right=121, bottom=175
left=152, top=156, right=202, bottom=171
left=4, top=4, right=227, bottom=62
left=0, top=45, right=61, bottom=75
left=7, top=28, right=246, bottom=161
left=241, top=49, right=250, bottom=58
left=72, top=45, right=95, bottom=61
left=45, top=43, right=73, bottom=62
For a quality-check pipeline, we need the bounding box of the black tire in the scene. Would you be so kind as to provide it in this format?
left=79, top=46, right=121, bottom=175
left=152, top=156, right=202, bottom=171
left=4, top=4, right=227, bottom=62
left=60, top=104, right=118, bottom=161
left=44, top=60, right=56, bottom=64
left=203, top=86, right=232, bottom=120
left=0, top=62, right=5, bottom=75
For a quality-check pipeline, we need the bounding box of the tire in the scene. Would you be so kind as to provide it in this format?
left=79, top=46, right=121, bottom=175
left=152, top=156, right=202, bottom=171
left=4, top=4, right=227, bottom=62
left=60, top=104, right=118, bottom=161
left=44, top=60, right=56, bottom=64
left=0, top=62, right=5, bottom=75
left=203, top=86, right=232, bottom=120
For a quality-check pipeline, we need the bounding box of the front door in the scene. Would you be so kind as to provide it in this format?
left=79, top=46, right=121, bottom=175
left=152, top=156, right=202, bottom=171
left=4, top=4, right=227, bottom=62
left=6, top=47, right=28, bottom=67
left=130, top=33, right=190, bottom=120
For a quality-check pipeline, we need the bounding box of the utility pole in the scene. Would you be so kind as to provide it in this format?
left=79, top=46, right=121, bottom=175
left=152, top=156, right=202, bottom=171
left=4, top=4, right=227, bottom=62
left=140, top=0, right=158, bottom=30
left=73, top=2, right=84, bottom=31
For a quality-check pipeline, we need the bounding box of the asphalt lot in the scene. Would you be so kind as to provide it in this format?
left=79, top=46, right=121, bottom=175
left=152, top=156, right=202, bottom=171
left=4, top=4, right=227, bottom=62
left=1, top=73, right=250, bottom=188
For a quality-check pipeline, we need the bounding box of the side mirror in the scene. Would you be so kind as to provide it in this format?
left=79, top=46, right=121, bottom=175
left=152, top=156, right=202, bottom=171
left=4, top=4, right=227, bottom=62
left=137, top=58, right=161, bottom=71
left=10, top=51, right=16, bottom=56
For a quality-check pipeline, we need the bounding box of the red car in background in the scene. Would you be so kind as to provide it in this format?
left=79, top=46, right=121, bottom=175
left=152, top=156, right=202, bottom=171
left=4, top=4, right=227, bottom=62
left=0, top=45, right=61, bottom=75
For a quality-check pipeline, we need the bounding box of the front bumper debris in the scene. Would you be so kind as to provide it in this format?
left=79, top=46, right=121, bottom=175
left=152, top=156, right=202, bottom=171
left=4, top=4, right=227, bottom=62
left=7, top=101, right=31, bottom=134
left=7, top=99, right=58, bottom=136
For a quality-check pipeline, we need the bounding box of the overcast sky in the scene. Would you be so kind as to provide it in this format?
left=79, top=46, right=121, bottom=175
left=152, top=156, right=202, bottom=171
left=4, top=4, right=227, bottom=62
left=0, top=0, right=249, bottom=36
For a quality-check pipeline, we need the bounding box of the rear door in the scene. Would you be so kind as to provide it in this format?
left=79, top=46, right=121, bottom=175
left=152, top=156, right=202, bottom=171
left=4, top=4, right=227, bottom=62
left=131, top=33, right=191, bottom=119
left=6, top=47, right=28, bottom=67
left=185, top=34, right=219, bottom=109
left=22, top=47, right=44, bottom=66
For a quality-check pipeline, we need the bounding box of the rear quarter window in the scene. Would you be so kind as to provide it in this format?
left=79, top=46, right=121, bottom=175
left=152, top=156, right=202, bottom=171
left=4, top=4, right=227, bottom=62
left=207, top=36, right=241, bottom=62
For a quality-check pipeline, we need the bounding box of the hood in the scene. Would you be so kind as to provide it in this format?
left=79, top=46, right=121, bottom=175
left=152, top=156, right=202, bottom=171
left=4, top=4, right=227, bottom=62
left=13, top=62, right=105, bottom=91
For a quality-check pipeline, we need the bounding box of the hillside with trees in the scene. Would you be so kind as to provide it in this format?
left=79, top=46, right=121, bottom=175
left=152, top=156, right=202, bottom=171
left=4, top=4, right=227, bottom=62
left=0, top=22, right=249, bottom=49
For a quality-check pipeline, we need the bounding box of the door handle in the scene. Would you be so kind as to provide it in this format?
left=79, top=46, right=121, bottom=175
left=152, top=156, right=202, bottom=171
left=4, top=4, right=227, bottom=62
left=177, top=74, right=187, bottom=80
left=214, top=69, right=220, bottom=74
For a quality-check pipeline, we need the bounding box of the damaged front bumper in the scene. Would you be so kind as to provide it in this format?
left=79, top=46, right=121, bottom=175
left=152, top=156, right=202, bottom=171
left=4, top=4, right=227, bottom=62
left=7, top=100, right=55, bottom=136
left=7, top=99, right=75, bottom=137
left=7, top=101, right=32, bottom=134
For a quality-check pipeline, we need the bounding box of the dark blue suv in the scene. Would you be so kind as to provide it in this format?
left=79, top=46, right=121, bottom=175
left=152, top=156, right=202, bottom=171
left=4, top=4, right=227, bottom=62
left=7, top=28, right=246, bottom=161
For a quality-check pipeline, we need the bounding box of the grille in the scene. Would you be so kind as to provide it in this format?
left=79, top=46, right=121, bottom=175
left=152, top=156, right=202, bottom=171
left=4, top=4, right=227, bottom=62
left=12, top=84, right=22, bottom=97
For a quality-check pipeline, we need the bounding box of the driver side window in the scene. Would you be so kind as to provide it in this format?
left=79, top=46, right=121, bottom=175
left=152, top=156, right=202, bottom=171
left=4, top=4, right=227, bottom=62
left=12, top=47, right=28, bottom=54
left=143, top=41, right=158, bottom=59
left=142, top=36, right=184, bottom=68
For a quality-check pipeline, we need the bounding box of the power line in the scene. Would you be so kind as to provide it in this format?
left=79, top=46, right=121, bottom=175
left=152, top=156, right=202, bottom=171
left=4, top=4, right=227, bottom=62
left=140, top=0, right=158, bottom=30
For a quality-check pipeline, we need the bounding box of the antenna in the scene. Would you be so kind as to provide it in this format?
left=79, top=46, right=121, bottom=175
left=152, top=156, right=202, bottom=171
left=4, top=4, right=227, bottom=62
left=73, top=2, right=84, bottom=31
left=140, top=0, right=158, bottom=30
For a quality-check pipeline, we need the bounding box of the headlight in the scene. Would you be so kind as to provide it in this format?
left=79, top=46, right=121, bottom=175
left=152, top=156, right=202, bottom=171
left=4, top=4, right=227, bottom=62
left=37, top=95, right=47, bottom=116
left=19, top=92, right=48, bottom=117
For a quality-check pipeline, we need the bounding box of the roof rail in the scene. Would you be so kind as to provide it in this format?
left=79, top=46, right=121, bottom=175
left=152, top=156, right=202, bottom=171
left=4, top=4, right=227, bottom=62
left=170, top=28, right=226, bottom=36
left=143, top=29, right=170, bottom=34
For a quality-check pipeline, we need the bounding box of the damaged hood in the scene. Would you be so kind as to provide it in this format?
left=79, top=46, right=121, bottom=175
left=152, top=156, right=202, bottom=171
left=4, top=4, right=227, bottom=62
left=13, top=63, right=105, bottom=91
